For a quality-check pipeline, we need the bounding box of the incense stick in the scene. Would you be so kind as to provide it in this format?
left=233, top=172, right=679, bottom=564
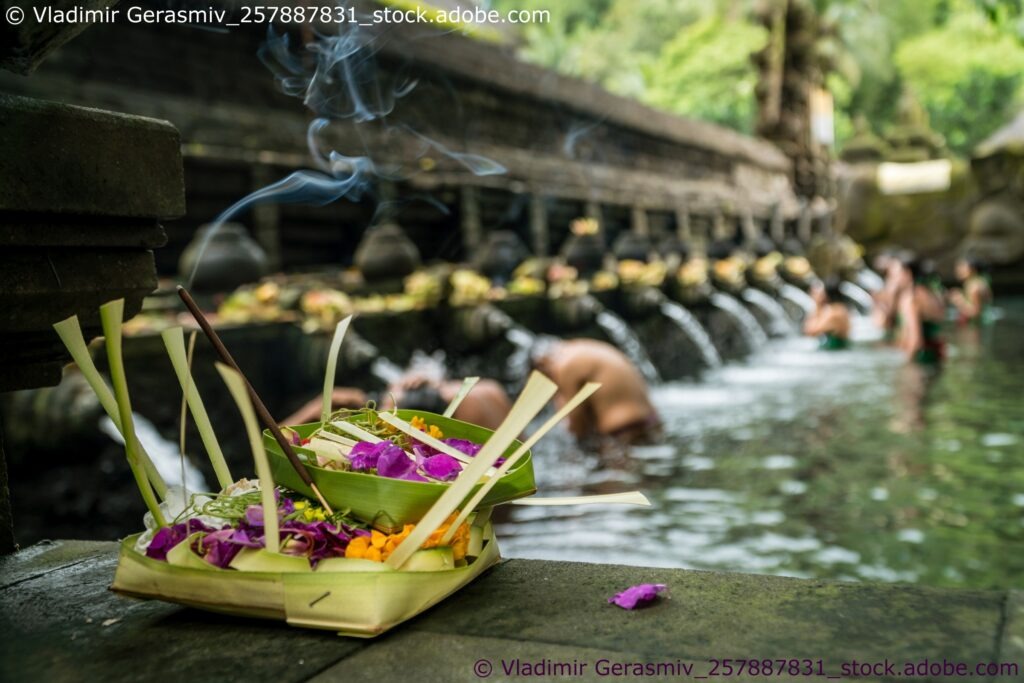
left=441, top=382, right=601, bottom=543
left=216, top=363, right=279, bottom=554
left=321, top=316, right=353, bottom=425
left=443, top=377, right=479, bottom=418
left=386, top=371, right=556, bottom=569
left=162, top=327, right=233, bottom=490
left=177, top=285, right=333, bottom=514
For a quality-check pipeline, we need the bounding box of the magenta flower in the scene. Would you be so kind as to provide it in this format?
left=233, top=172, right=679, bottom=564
left=443, top=438, right=483, bottom=456
left=145, top=519, right=214, bottom=561
left=196, top=527, right=248, bottom=568
left=608, top=583, right=667, bottom=610
left=376, top=446, right=426, bottom=481
left=421, top=453, right=462, bottom=481
left=349, top=441, right=392, bottom=471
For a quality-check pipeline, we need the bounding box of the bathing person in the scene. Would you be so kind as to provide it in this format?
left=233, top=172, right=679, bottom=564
left=385, top=375, right=512, bottom=431
left=896, top=255, right=946, bottom=364
left=284, top=388, right=370, bottom=425
left=531, top=338, right=661, bottom=444
left=871, top=250, right=905, bottom=337
left=803, top=278, right=851, bottom=349
left=948, top=256, right=992, bottom=325
left=283, top=376, right=511, bottom=430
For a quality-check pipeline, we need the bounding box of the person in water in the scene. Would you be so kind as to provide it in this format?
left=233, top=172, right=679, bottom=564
left=383, top=375, right=512, bottom=431
left=870, top=249, right=906, bottom=338
left=948, top=256, right=992, bottom=325
left=803, top=278, right=851, bottom=349
left=531, top=338, right=661, bottom=444
left=283, top=375, right=511, bottom=430
left=896, top=255, right=946, bottom=363
left=284, top=388, right=369, bottom=424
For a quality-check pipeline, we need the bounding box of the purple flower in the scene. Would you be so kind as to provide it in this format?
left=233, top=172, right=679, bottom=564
left=243, top=496, right=295, bottom=526
left=443, top=438, right=482, bottom=456
left=421, top=453, right=462, bottom=481
left=244, top=505, right=265, bottom=526
left=376, top=446, right=427, bottom=481
left=349, top=441, right=392, bottom=472
left=196, top=527, right=247, bottom=568
left=608, top=583, right=667, bottom=610
left=280, top=519, right=362, bottom=565
left=145, top=519, right=213, bottom=561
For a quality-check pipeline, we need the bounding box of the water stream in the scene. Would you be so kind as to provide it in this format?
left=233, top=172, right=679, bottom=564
left=99, top=412, right=208, bottom=492
left=505, top=326, right=536, bottom=378
left=710, top=292, right=769, bottom=349
left=595, top=310, right=662, bottom=384
left=369, top=356, right=404, bottom=384
left=779, top=283, right=816, bottom=316
left=839, top=280, right=875, bottom=314
left=658, top=300, right=723, bottom=368
left=856, top=268, right=885, bottom=293
left=741, top=288, right=796, bottom=336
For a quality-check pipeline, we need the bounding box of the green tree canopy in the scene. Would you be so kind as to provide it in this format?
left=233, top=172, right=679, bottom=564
left=491, top=0, right=1024, bottom=157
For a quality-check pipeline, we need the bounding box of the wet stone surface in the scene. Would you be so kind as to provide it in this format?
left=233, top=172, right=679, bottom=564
left=1, top=540, right=1020, bottom=682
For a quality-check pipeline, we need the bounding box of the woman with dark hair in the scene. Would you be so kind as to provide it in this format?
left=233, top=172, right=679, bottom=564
left=897, top=255, right=947, bottom=363
left=949, top=255, right=992, bottom=325
left=803, top=278, right=851, bottom=349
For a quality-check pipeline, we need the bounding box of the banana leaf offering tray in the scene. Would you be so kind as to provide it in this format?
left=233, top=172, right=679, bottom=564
left=54, top=295, right=649, bottom=637
left=267, top=411, right=536, bottom=532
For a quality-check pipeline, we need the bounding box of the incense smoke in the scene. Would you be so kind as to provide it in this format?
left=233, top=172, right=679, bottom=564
left=188, top=8, right=506, bottom=285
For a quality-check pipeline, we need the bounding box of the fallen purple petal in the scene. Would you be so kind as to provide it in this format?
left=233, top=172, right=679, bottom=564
left=608, top=583, right=667, bottom=610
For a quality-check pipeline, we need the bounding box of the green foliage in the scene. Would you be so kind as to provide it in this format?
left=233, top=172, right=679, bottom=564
left=895, top=11, right=1024, bottom=154
left=642, top=18, right=767, bottom=133
left=492, top=0, right=1024, bottom=156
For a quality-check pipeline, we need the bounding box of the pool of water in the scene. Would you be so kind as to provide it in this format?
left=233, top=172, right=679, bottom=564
left=498, top=299, right=1024, bottom=589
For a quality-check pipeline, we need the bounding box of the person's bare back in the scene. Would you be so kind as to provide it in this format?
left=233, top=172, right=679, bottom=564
left=535, top=338, right=659, bottom=441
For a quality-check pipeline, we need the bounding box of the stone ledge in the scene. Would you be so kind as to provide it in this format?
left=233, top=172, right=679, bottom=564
left=0, top=94, right=186, bottom=218
left=0, top=541, right=1015, bottom=683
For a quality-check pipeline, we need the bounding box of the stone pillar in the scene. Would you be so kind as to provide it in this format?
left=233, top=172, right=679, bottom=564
left=460, top=185, right=483, bottom=255
left=712, top=209, right=729, bottom=242
left=584, top=200, right=604, bottom=245
left=631, top=206, right=649, bottom=235
left=529, top=194, right=549, bottom=256
left=741, top=208, right=759, bottom=243
left=771, top=205, right=785, bottom=244
left=675, top=206, right=692, bottom=247
left=798, top=202, right=813, bottom=243
left=251, top=165, right=282, bottom=271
